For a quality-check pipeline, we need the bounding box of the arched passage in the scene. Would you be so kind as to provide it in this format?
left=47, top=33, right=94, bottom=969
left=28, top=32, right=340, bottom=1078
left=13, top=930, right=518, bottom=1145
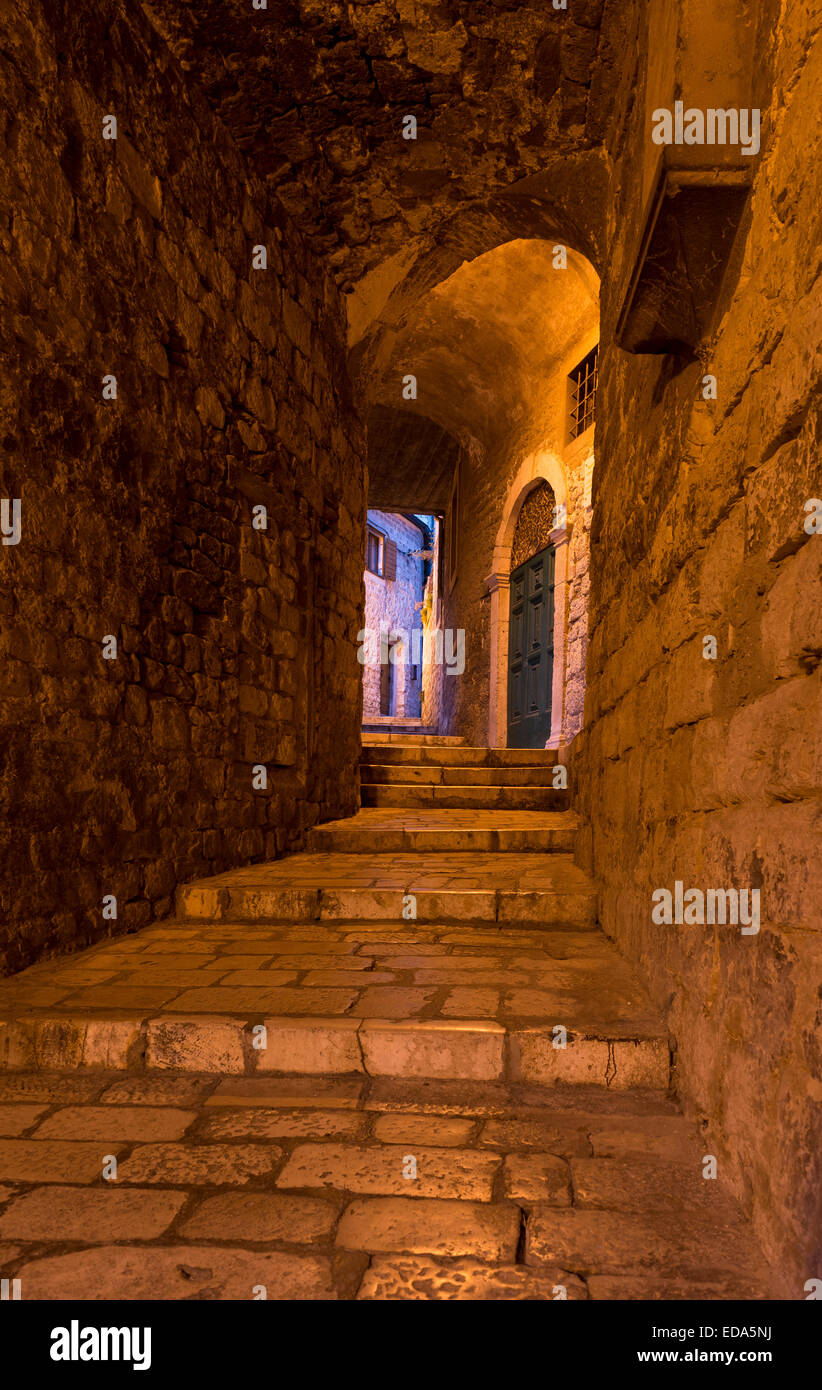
left=358, top=235, right=599, bottom=746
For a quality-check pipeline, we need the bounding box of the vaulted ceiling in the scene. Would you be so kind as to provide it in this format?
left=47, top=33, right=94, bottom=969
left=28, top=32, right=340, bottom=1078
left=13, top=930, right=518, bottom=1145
left=365, top=238, right=599, bottom=508
left=141, top=1, right=618, bottom=512
left=142, top=0, right=632, bottom=293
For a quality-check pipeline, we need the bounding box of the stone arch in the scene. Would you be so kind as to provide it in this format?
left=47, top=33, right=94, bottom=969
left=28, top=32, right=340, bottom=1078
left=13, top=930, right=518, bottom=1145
left=511, top=479, right=557, bottom=571
left=486, top=449, right=571, bottom=750
left=354, top=229, right=600, bottom=749
left=347, top=152, right=609, bottom=370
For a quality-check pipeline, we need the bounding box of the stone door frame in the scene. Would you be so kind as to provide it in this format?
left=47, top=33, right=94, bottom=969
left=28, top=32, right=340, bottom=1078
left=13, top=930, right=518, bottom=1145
left=485, top=449, right=570, bottom=749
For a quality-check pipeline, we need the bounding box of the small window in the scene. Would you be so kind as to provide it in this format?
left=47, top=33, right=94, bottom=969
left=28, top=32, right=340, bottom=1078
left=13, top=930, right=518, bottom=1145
left=366, top=526, right=384, bottom=577
left=568, top=345, right=598, bottom=440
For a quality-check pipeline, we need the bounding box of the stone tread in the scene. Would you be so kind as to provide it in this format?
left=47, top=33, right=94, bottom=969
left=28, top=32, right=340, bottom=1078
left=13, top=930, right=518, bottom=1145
left=360, top=745, right=559, bottom=766
left=0, top=751, right=776, bottom=1299
left=307, top=809, right=578, bottom=853
left=176, top=851, right=594, bottom=892
left=314, top=810, right=579, bottom=830
left=172, top=851, right=596, bottom=926
left=0, top=925, right=660, bottom=1033
left=361, top=784, right=568, bottom=809
left=0, top=1073, right=778, bottom=1301
left=360, top=765, right=561, bottom=785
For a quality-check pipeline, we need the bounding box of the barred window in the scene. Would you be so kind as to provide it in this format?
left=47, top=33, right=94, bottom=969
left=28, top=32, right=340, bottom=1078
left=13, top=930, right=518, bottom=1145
left=568, top=345, right=598, bottom=440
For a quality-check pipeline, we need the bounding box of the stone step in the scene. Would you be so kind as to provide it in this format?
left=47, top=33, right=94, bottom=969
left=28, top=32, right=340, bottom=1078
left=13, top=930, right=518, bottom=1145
left=174, top=853, right=597, bottom=927
left=175, top=886, right=594, bottom=926
left=361, top=745, right=558, bottom=767
left=362, top=783, right=569, bottom=810
left=0, top=1014, right=670, bottom=1088
left=307, top=810, right=578, bottom=854
left=0, top=922, right=666, bottom=1084
left=2, top=922, right=664, bottom=1084
left=363, top=733, right=466, bottom=745
left=362, top=717, right=431, bottom=727
left=361, top=764, right=561, bottom=787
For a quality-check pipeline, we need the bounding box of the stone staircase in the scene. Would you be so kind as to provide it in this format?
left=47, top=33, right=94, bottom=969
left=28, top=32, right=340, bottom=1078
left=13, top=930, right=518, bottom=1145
left=0, top=738, right=776, bottom=1299
left=360, top=743, right=567, bottom=809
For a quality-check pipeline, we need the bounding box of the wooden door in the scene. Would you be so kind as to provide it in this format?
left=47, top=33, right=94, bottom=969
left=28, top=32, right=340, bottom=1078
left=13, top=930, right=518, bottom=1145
left=506, top=545, right=555, bottom=748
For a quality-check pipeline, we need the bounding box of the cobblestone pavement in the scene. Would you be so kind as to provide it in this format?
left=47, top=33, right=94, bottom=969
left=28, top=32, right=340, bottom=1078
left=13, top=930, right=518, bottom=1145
left=0, top=1071, right=776, bottom=1300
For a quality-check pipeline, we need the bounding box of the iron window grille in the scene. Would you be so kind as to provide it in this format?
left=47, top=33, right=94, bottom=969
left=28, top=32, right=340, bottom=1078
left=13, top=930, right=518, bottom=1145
left=568, top=345, right=599, bottom=440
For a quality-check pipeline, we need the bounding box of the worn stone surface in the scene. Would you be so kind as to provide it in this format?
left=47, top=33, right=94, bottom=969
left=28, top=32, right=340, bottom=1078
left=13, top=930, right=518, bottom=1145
left=503, top=1152, right=571, bottom=1204
left=33, top=1105, right=196, bottom=1141
left=0, top=0, right=365, bottom=977
left=276, top=1141, right=500, bottom=1200
left=0, top=0, right=814, bottom=1302
left=0, top=1070, right=778, bottom=1300
left=0, top=1140, right=124, bottom=1184
left=526, top=1208, right=767, bottom=1284
left=0, top=1186, right=186, bottom=1242
left=0, top=1104, right=49, bottom=1136
left=15, top=1245, right=338, bottom=1300
left=117, top=1142, right=280, bottom=1186
left=178, top=1193, right=337, bottom=1245
left=358, top=1255, right=587, bottom=1301
left=336, top=1197, right=520, bottom=1260
left=139, top=0, right=618, bottom=287
left=570, top=0, right=822, bottom=1293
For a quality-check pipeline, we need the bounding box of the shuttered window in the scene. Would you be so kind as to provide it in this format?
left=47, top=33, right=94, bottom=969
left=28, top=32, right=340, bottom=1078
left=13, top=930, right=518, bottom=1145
left=383, top=537, right=397, bottom=582
left=366, top=526, right=384, bottom=576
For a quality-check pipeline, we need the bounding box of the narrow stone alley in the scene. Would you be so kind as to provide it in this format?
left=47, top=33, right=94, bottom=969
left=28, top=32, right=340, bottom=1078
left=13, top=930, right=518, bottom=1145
left=0, top=740, right=776, bottom=1299
left=1, top=0, right=819, bottom=1332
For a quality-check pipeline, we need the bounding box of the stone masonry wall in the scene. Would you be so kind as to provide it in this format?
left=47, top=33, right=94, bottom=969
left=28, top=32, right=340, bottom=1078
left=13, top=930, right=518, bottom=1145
left=564, top=442, right=595, bottom=741
left=0, top=0, right=365, bottom=974
left=574, top=4, right=821, bottom=1291
left=420, top=520, right=449, bottom=733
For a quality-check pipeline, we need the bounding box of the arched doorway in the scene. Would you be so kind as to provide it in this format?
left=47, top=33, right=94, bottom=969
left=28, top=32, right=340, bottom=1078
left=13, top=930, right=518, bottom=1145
left=506, top=481, right=557, bottom=748
left=486, top=452, right=571, bottom=749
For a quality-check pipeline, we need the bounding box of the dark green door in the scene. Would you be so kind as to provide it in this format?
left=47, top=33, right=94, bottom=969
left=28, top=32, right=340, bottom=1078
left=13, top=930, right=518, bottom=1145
left=507, top=545, right=555, bottom=748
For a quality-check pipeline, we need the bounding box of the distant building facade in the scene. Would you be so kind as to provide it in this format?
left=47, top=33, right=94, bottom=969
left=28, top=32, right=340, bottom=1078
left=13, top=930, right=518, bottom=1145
left=361, top=511, right=431, bottom=719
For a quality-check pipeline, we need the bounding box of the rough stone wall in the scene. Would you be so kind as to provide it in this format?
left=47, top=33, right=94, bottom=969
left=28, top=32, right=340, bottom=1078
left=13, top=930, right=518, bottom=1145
left=141, top=0, right=618, bottom=288
left=0, top=0, right=365, bottom=975
left=362, top=510, right=425, bottom=718
left=574, top=3, right=822, bottom=1290
left=564, top=442, right=595, bottom=740
left=438, top=344, right=596, bottom=748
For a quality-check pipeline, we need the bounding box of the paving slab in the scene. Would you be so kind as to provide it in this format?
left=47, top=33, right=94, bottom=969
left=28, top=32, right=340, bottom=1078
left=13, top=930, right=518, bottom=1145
left=0, top=1071, right=777, bottom=1300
